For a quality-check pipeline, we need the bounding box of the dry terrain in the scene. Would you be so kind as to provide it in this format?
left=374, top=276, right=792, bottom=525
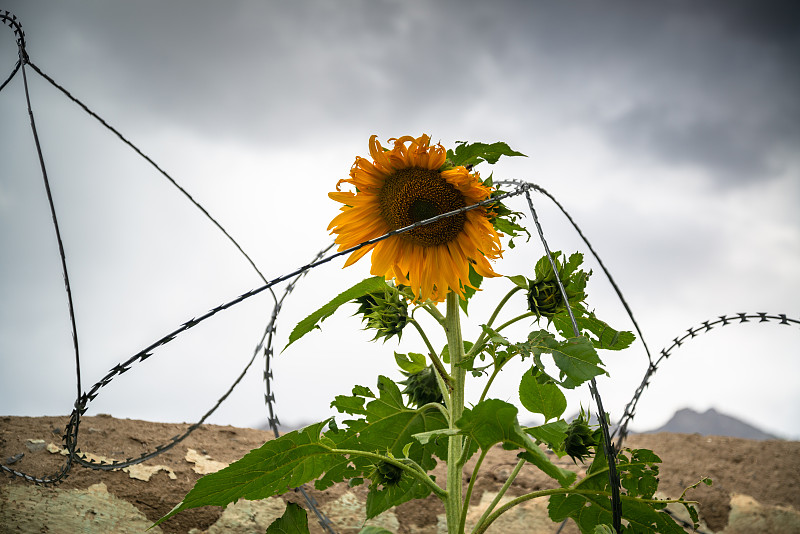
left=2, top=415, right=799, bottom=533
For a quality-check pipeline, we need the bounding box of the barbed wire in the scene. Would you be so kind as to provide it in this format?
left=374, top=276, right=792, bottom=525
left=613, top=312, right=800, bottom=446
left=0, top=11, right=24, bottom=91
left=523, top=188, right=623, bottom=531
left=1, top=11, right=339, bottom=531
left=2, top=12, right=796, bottom=534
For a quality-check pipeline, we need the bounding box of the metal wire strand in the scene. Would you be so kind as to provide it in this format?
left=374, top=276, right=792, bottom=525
left=524, top=189, right=623, bottom=533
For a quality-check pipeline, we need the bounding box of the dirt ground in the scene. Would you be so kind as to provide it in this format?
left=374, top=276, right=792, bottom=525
left=1, top=415, right=798, bottom=533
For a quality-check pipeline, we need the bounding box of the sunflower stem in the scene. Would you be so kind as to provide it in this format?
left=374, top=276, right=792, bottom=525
left=471, top=458, right=526, bottom=534
left=422, top=300, right=447, bottom=326
left=445, top=292, right=466, bottom=534
left=458, top=447, right=487, bottom=534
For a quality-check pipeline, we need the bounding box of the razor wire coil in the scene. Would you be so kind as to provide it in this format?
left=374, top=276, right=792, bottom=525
left=2, top=12, right=797, bottom=534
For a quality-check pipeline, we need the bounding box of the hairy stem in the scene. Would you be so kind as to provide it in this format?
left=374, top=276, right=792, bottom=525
left=471, top=458, right=525, bottom=533
left=445, top=292, right=466, bottom=534
left=421, top=300, right=447, bottom=326
left=493, top=311, right=537, bottom=335
left=458, top=448, right=487, bottom=534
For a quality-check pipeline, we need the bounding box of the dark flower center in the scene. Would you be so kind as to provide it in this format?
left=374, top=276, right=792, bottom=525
left=379, top=167, right=466, bottom=247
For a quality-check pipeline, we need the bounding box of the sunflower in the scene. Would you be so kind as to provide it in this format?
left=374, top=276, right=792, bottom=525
left=328, top=134, right=503, bottom=302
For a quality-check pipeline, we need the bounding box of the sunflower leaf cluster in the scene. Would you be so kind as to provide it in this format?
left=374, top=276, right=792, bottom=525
left=475, top=326, right=606, bottom=390
left=548, top=442, right=704, bottom=533
left=512, top=252, right=635, bottom=352
left=524, top=251, right=589, bottom=320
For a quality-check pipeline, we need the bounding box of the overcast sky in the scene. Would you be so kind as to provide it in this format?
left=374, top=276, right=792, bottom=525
left=1, top=1, right=798, bottom=440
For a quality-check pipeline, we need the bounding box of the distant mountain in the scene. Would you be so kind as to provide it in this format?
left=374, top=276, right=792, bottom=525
left=644, top=407, right=779, bottom=440
left=557, top=406, right=781, bottom=441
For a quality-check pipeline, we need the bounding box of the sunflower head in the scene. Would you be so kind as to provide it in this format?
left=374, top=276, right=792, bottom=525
left=328, top=135, right=505, bottom=303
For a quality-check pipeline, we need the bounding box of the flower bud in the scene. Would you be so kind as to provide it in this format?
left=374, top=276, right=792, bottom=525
left=527, top=279, right=565, bottom=318
left=399, top=365, right=444, bottom=407
left=355, top=286, right=409, bottom=342
left=564, top=410, right=600, bottom=463
left=373, top=460, right=404, bottom=487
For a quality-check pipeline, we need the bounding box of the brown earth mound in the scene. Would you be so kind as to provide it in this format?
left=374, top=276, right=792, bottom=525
left=1, top=415, right=799, bottom=533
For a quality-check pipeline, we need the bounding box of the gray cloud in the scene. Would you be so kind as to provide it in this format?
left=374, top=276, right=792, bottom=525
left=9, top=0, right=798, bottom=183
left=2, top=0, right=798, bottom=435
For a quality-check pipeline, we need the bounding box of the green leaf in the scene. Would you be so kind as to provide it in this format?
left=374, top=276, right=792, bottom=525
left=331, top=394, right=368, bottom=416
left=559, top=446, right=689, bottom=534
left=441, top=340, right=473, bottom=365
left=352, top=385, right=375, bottom=398
left=524, top=420, right=568, bottom=451
left=615, top=497, right=685, bottom=534
left=284, top=276, right=387, bottom=351
left=395, top=352, right=428, bottom=374
left=548, top=493, right=585, bottom=522
left=266, top=502, right=309, bottom=534
left=552, top=309, right=635, bottom=352
left=617, top=449, right=662, bottom=499
left=411, top=428, right=459, bottom=445
left=506, top=275, right=528, bottom=289
left=358, top=527, right=394, bottom=534
left=446, top=141, right=526, bottom=168
left=519, top=366, right=567, bottom=422
left=365, top=469, right=431, bottom=519
left=457, top=399, right=530, bottom=450
left=457, top=399, right=575, bottom=487
left=490, top=330, right=605, bottom=389
left=549, top=336, right=606, bottom=389
left=593, top=525, right=616, bottom=534
left=493, top=216, right=529, bottom=248
left=684, top=501, right=701, bottom=530
left=318, top=376, right=448, bottom=490
left=153, top=421, right=340, bottom=527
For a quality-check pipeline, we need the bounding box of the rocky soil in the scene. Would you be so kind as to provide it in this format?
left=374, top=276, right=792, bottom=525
left=2, top=415, right=799, bottom=533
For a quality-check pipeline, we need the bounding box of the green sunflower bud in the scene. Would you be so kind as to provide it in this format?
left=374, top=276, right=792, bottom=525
left=526, top=251, right=589, bottom=321
left=372, top=460, right=404, bottom=487
left=564, top=409, right=600, bottom=463
left=399, top=365, right=444, bottom=407
left=527, top=279, right=564, bottom=318
left=354, top=285, right=409, bottom=342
